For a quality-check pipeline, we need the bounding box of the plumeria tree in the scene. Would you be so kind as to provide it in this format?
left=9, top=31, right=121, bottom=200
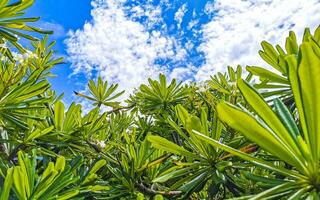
left=0, top=0, right=319, bottom=199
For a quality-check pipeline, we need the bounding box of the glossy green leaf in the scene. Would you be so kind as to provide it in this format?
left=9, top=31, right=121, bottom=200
left=0, top=168, right=13, bottom=200
left=298, top=42, right=320, bottom=162
left=148, top=135, right=199, bottom=159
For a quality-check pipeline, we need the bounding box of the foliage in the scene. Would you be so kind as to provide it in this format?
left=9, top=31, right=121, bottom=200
left=0, top=150, right=108, bottom=199
left=208, top=37, right=320, bottom=198
left=0, top=1, right=320, bottom=199
left=130, top=74, right=189, bottom=115
left=74, top=77, right=125, bottom=109
left=247, top=26, right=320, bottom=108
left=0, top=0, right=52, bottom=60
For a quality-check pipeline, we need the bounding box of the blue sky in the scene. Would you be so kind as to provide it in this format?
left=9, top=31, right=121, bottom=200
left=26, top=0, right=320, bottom=103
left=27, top=0, right=92, bottom=102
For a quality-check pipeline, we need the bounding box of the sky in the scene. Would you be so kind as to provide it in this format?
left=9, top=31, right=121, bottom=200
left=27, top=0, right=320, bottom=104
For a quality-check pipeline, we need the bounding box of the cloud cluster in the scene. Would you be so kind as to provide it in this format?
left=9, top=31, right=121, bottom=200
left=174, top=3, right=187, bottom=30
left=66, top=0, right=176, bottom=98
left=196, top=0, right=320, bottom=81
left=66, top=0, right=320, bottom=98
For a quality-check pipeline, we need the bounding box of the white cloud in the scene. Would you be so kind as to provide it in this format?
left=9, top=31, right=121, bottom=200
left=187, top=19, right=198, bottom=30
left=66, top=0, right=179, bottom=99
left=197, top=0, right=320, bottom=81
left=185, top=40, right=194, bottom=51
left=204, top=1, right=215, bottom=15
left=174, top=3, right=188, bottom=29
left=169, top=65, right=195, bottom=83
left=129, top=3, right=163, bottom=29
left=65, top=0, right=320, bottom=101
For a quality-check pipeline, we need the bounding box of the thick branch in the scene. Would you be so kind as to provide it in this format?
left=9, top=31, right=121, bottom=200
left=135, top=182, right=182, bottom=197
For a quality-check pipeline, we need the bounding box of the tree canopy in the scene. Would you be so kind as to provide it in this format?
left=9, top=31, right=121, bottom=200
left=0, top=0, right=319, bottom=199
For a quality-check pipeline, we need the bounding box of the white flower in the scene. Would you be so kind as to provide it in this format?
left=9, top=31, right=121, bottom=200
left=11, top=50, right=37, bottom=63
left=229, top=81, right=236, bottom=87
left=97, top=140, right=106, bottom=149
left=23, top=50, right=38, bottom=59
left=0, top=56, right=8, bottom=61
left=197, top=82, right=207, bottom=92
left=0, top=43, right=7, bottom=49
left=198, top=86, right=207, bottom=93
left=12, top=52, right=24, bottom=63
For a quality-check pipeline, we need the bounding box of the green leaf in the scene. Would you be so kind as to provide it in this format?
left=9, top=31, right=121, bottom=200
left=251, top=182, right=302, bottom=200
left=178, top=171, right=208, bottom=192
left=246, top=66, right=288, bottom=84
left=193, top=131, right=304, bottom=180
left=237, top=79, right=304, bottom=169
left=298, top=42, right=320, bottom=162
left=57, top=190, right=79, bottom=200
left=153, top=166, right=197, bottom=183
left=273, top=99, right=300, bottom=141
left=243, top=171, right=286, bottom=186
left=216, top=101, right=300, bottom=169
left=13, top=166, right=27, bottom=199
left=0, top=168, right=13, bottom=200
left=153, top=194, right=164, bottom=200
left=54, top=101, right=65, bottom=130
left=55, top=156, right=66, bottom=172
left=286, top=55, right=310, bottom=148
left=0, top=0, right=9, bottom=9
left=88, top=159, right=106, bottom=175
left=148, top=135, right=199, bottom=159
left=285, top=31, right=298, bottom=54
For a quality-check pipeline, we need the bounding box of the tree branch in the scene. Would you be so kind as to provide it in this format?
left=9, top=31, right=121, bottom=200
left=135, top=181, right=182, bottom=197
